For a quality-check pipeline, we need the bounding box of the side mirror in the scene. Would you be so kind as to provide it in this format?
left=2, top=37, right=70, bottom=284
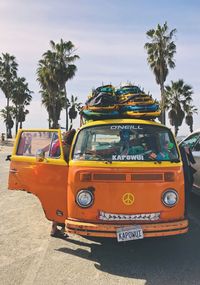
left=36, top=149, right=45, bottom=162
left=5, top=155, right=11, bottom=161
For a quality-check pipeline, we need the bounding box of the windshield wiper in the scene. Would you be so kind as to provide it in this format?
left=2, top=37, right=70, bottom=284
left=85, top=151, right=112, bottom=164
left=74, top=151, right=112, bottom=164
left=153, top=159, right=162, bottom=164
left=169, top=158, right=180, bottom=163
left=148, top=152, right=162, bottom=164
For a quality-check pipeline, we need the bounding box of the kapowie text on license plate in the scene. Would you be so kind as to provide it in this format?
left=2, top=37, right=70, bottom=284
left=116, top=225, right=144, bottom=242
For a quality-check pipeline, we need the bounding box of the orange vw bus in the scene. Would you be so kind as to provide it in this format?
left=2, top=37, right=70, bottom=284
left=8, top=119, right=189, bottom=242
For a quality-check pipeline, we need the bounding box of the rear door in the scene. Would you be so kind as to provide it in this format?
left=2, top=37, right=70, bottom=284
left=192, top=136, right=200, bottom=189
left=8, top=129, right=68, bottom=223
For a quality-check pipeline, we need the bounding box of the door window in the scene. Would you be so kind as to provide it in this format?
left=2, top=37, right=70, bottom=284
left=16, top=131, right=61, bottom=158
left=180, top=133, right=200, bottom=150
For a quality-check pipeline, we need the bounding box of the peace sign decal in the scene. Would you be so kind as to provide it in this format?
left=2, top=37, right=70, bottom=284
left=122, top=193, right=135, bottom=206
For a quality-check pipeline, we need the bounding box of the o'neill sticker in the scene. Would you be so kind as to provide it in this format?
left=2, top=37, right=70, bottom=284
left=110, top=125, right=143, bottom=130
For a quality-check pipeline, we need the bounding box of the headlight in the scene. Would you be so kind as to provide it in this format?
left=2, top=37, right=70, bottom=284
left=162, top=189, right=178, bottom=207
left=76, top=189, right=94, bottom=208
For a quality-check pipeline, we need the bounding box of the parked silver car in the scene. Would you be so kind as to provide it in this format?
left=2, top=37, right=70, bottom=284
left=179, top=130, right=200, bottom=194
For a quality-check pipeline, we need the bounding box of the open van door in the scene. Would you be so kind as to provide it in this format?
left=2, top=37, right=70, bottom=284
left=8, top=129, right=68, bottom=223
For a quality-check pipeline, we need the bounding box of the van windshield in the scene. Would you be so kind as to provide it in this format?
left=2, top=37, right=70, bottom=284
left=73, top=124, right=179, bottom=162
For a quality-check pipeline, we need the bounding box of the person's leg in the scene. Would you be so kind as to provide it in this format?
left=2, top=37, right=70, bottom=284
left=28, top=145, right=32, bottom=154
left=50, top=221, right=69, bottom=238
left=24, top=144, right=29, bottom=153
left=50, top=221, right=58, bottom=236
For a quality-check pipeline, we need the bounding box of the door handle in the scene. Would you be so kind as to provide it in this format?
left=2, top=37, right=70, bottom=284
left=9, top=169, right=18, bottom=174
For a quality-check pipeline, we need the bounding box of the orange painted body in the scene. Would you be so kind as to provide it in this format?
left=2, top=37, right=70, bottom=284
left=64, top=164, right=188, bottom=237
left=8, top=120, right=189, bottom=239
left=9, top=160, right=68, bottom=223
left=67, top=165, right=185, bottom=222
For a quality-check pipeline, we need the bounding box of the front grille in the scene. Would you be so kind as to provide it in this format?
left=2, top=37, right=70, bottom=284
left=93, top=173, right=126, bottom=181
left=131, top=173, right=163, bottom=181
left=80, top=172, right=172, bottom=182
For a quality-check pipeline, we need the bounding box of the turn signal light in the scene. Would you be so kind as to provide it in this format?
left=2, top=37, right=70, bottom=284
left=164, top=172, right=175, bottom=182
left=80, top=173, right=92, bottom=182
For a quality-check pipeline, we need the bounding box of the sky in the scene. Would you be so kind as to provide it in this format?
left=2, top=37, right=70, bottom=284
left=0, top=0, right=200, bottom=136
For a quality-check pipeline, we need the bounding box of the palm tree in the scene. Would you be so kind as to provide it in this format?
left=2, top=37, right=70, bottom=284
left=164, top=79, right=196, bottom=136
left=37, top=40, right=79, bottom=130
left=68, top=95, right=83, bottom=129
left=0, top=53, right=18, bottom=137
left=0, top=107, right=14, bottom=137
left=40, top=89, right=53, bottom=128
left=37, top=52, right=61, bottom=128
left=40, top=88, right=65, bottom=129
left=185, top=105, right=198, bottom=133
left=11, top=77, right=33, bottom=133
left=144, top=22, right=177, bottom=125
left=50, top=39, right=79, bottom=130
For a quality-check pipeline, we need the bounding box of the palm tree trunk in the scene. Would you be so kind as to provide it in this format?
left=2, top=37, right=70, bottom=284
left=6, top=97, right=12, bottom=138
left=160, top=84, right=166, bottom=125
left=64, top=85, right=68, bottom=131
left=15, top=104, right=18, bottom=135
left=48, top=116, right=51, bottom=129
left=7, top=128, right=11, bottom=138
left=70, top=118, right=73, bottom=129
left=18, top=105, right=22, bottom=130
left=50, top=91, right=58, bottom=128
left=15, top=120, right=19, bottom=135
left=189, top=123, right=193, bottom=133
left=15, top=116, right=18, bottom=135
left=175, top=125, right=179, bottom=137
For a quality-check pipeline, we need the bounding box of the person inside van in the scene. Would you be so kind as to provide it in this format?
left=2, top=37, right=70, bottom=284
left=119, top=129, right=131, bottom=155
left=23, top=133, right=32, bottom=154
left=156, top=141, right=176, bottom=161
left=119, top=129, right=145, bottom=156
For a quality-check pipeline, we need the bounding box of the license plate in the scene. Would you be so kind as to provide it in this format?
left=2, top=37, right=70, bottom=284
left=116, top=225, right=144, bottom=242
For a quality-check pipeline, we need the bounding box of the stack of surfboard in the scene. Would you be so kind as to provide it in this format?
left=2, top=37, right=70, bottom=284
left=116, top=85, right=161, bottom=119
left=81, top=85, right=120, bottom=120
left=81, top=84, right=161, bottom=120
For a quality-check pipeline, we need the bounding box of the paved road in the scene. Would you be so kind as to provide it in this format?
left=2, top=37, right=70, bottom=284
left=1, top=144, right=200, bottom=285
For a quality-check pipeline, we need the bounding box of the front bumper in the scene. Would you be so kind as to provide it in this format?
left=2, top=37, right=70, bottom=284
left=65, top=219, right=189, bottom=238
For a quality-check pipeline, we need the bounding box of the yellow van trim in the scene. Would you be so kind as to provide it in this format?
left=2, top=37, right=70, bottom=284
left=11, top=155, right=67, bottom=166
left=80, top=118, right=163, bottom=129
left=69, top=160, right=182, bottom=168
